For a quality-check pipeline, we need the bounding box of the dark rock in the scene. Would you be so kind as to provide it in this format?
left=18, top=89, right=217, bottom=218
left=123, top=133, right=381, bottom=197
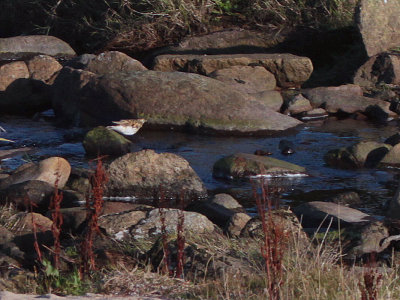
left=82, top=126, right=132, bottom=156
left=385, top=133, right=400, bottom=146
left=0, top=180, right=54, bottom=212
left=254, top=149, right=272, bottom=156
left=279, top=140, right=295, bottom=155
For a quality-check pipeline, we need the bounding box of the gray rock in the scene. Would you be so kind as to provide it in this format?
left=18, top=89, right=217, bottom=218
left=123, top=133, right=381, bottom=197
left=250, top=90, right=283, bottom=112
left=293, top=201, right=376, bottom=229
left=0, top=35, right=76, bottom=60
left=213, top=152, right=306, bottom=179
left=152, top=53, right=313, bottom=88
left=106, top=150, right=207, bottom=202
left=302, top=84, right=394, bottom=117
left=131, top=208, right=215, bottom=239
left=356, top=0, right=400, bottom=57
left=225, top=213, right=251, bottom=237
left=99, top=210, right=147, bottom=238
left=211, top=193, right=242, bottom=209
left=66, top=51, right=147, bottom=75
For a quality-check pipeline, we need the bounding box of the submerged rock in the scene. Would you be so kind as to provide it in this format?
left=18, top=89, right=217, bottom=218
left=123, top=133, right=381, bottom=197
left=213, top=152, right=306, bottom=179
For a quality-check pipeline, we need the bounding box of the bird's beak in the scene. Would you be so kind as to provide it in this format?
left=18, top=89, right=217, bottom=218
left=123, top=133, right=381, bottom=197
left=0, top=138, right=14, bottom=142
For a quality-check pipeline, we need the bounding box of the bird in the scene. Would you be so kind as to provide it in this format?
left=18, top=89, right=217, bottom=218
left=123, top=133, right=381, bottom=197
left=106, top=119, right=146, bottom=136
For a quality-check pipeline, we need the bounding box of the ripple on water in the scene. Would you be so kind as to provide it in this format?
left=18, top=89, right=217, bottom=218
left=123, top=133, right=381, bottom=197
left=1, top=114, right=399, bottom=214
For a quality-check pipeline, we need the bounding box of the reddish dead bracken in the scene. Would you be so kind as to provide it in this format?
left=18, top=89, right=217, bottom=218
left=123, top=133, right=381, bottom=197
left=252, top=179, right=289, bottom=300
left=50, top=171, right=63, bottom=269
left=79, top=156, right=108, bottom=279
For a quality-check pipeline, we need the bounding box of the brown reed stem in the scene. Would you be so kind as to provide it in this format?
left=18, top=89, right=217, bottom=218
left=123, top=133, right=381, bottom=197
left=50, top=172, right=63, bottom=270
left=79, top=156, right=108, bottom=279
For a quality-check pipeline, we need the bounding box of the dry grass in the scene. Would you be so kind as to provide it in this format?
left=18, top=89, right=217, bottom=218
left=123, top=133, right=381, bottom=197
left=0, top=0, right=357, bottom=54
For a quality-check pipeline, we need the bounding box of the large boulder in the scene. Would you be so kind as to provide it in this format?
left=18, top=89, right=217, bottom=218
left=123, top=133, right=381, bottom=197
left=105, top=150, right=207, bottom=202
left=0, top=35, right=76, bottom=60
left=0, top=157, right=71, bottom=189
left=52, top=68, right=302, bottom=134
left=302, top=84, right=394, bottom=117
left=65, top=51, right=147, bottom=75
left=152, top=53, right=313, bottom=88
left=356, top=0, right=400, bottom=57
left=213, top=152, right=306, bottom=179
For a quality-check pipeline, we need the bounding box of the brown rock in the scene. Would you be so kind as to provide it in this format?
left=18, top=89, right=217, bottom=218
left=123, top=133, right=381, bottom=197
left=356, top=0, right=400, bottom=57
left=286, top=94, right=313, bottom=115
left=0, top=61, right=29, bottom=91
left=26, top=55, right=62, bottom=83
left=106, top=150, right=207, bottom=201
left=152, top=53, right=313, bottom=88
left=225, top=213, right=251, bottom=237
left=0, top=157, right=71, bottom=189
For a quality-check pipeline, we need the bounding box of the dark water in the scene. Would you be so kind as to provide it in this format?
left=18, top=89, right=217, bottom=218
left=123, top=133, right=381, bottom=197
left=1, top=112, right=400, bottom=214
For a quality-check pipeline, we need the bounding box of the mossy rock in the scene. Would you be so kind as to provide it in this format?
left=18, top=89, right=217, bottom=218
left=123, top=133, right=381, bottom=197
left=82, top=126, right=132, bottom=156
left=213, top=153, right=306, bottom=179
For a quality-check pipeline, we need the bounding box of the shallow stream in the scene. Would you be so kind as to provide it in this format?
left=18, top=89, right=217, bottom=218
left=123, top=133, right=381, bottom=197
left=1, top=112, right=400, bottom=216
